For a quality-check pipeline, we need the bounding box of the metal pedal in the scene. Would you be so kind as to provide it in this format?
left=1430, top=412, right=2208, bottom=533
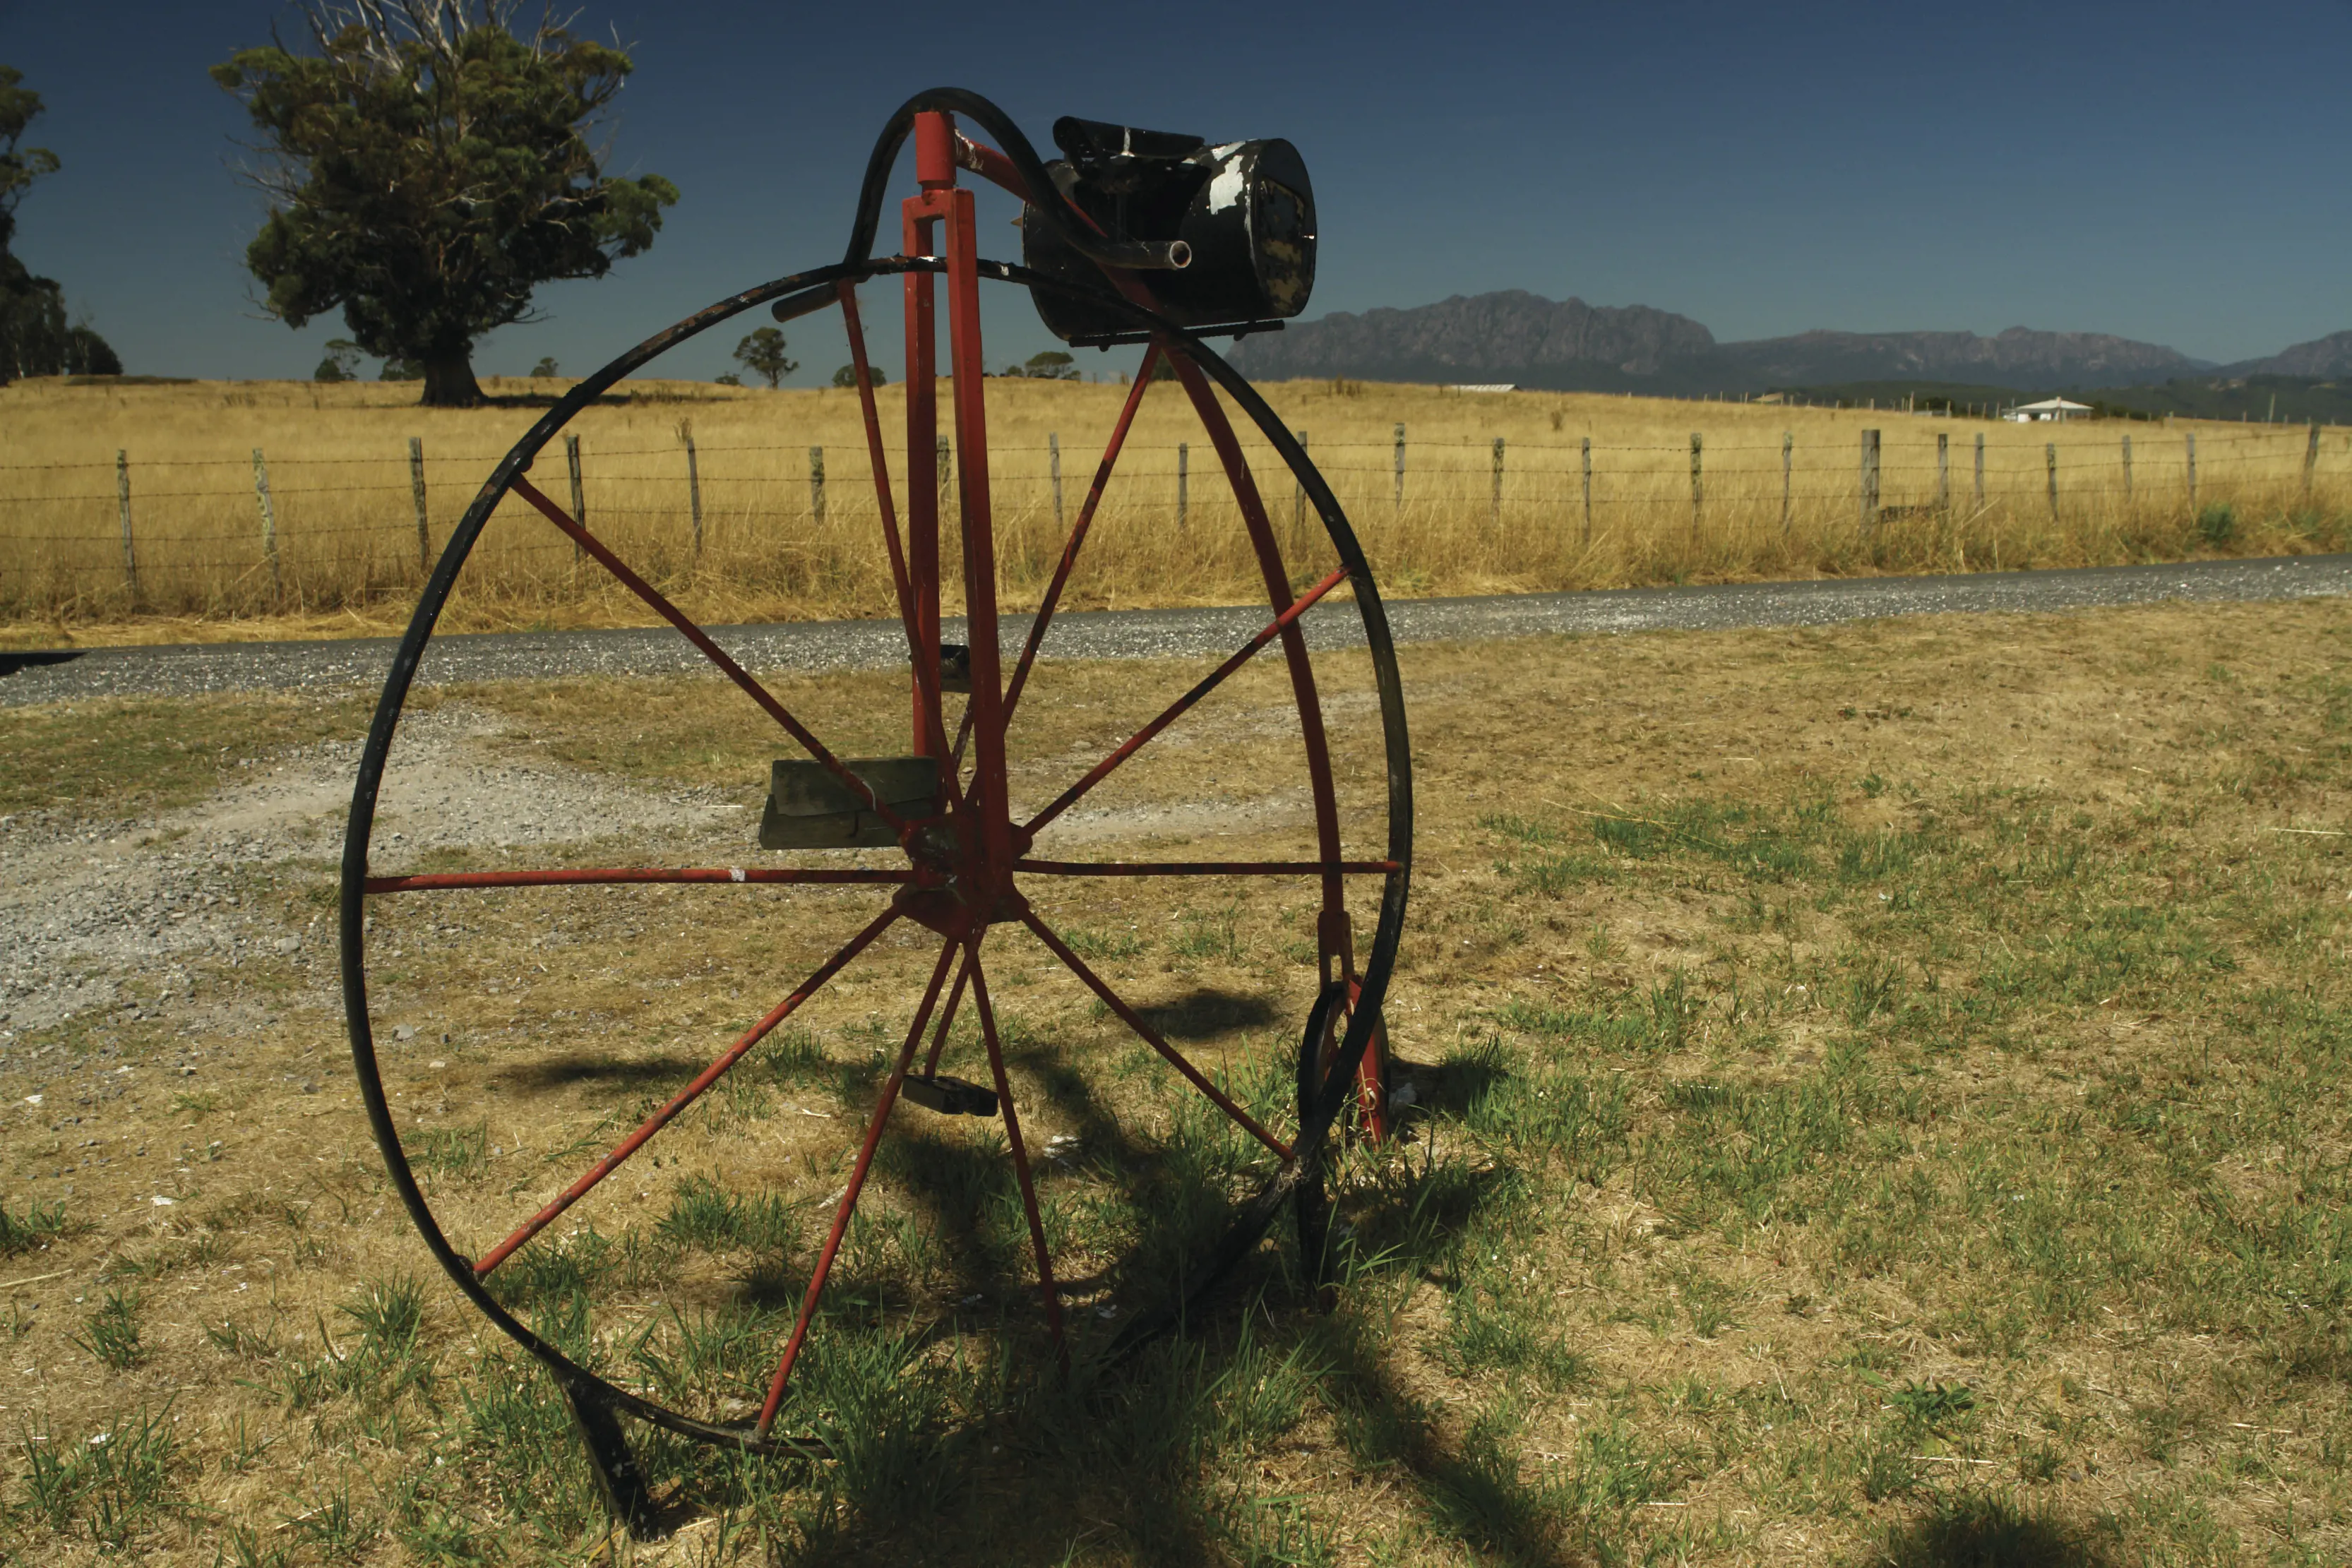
left=759, top=756, right=939, bottom=849
left=900, top=1074, right=998, bottom=1117
left=938, top=642, right=972, bottom=694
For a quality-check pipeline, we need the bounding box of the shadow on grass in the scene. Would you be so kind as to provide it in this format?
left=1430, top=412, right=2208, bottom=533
left=492, top=1051, right=703, bottom=1092
left=1875, top=1495, right=2116, bottom=1568
left=506, top=998, right=1564, bottom=1564
left=1135, top=987, right=1279, bottom=1041
left=1310, top=1308, right=1589, bottom=1568
left=1402, top=1042, right=1509, bottom=1123
left=777, top=1158, right=1542, bottom=1563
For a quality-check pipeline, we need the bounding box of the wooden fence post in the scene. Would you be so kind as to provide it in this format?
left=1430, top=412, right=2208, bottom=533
left=408, top=436, right=430, bottom=572
left=2186, top=433, right=2197, bottom=510
left=1177, top=441, right=1189, bottom=528
left=809, top=445, right=826, bottom=525
left=1580, top=436, right=1592, bottom=544
left=1859, top=429, right=1880, bottom=544
left=1688, top=431, right=1703, bottom=541
left=683, top=428, right=703, bottom=556
left=1974, top=433, right=1985, bottom=510
left=1493, top=436, right=1505, bottom=527
left=1936, top=432, right=1950, bottom=511
left=2305, top=422, right=2320, bottom=501
left=252, top=447, right=280, bottom=602
left=565, top=434, right=585, bottom=563
left=1781, top=431, right=1793, bottom=535
left=1392, top=422, right=1404, bottom=515
left=1050, top=431, right=1063, bottom=532
left=2045, top=442, right=2058, bottom=520
left=2121, top=433, right=2133, bottom=501
left=116, top=449, right=137, bottom=600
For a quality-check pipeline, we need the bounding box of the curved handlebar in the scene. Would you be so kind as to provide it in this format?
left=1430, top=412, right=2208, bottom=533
left=843, top=88, right=1189, bottom=274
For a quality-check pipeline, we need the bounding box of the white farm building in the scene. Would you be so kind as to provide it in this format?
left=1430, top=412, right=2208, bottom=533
left=2005, top=397, right=2093, bottom=423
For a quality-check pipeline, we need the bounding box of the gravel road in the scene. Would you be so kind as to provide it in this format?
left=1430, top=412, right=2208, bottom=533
left=7, top=553, right=2348, bottom=707
left=0, top=704, right=743, bottom=1043
left=5, top=551, right=2348, bottom=1075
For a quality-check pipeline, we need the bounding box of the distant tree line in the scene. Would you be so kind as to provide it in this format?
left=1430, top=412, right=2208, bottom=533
left=0, top=66, right=121, bottom=381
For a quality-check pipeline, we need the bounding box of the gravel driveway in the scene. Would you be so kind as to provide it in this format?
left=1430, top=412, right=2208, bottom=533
left=7, top=554, right=2348, bottom=706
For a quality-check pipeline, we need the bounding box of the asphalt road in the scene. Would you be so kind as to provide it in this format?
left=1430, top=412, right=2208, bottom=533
left=5, top=553, right=2348, bottom=707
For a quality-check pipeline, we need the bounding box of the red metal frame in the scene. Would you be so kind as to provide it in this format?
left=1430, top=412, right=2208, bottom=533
left=472, top=905, right=902, bottom=1277
left=365, top=867, right=907, bottom=894
left=509, top=475, right=909, bottom=836
left=756, top=930, right=965, bottom=1433
left=1019, top=565, right=1349, bottom=839
left=364, top=107, right=1392, bottom=1431
left=968, top=945, right=1067, bottom=1365
left=1001, top=343, right=1160, bottom=724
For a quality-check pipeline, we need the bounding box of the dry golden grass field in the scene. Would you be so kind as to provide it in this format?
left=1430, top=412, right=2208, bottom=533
left=2, top=372, right=2347, bottom=647
left=3, top=594, right=2350, bottom=1565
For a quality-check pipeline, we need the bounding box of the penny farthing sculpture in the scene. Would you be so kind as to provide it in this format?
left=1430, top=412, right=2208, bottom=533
left=340, top=89, right=1409, bottom=1524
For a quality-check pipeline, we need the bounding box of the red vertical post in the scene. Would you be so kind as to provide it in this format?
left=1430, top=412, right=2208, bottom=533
left=936, top=145, right=1013, bottom=880
left=901, top=112, right=950, bottom=759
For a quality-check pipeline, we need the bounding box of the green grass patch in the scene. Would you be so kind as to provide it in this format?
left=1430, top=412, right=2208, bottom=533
left=0, top=692, right=371, bottom=819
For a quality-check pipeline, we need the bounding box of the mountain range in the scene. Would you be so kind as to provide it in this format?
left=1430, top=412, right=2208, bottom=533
left=1223, top=289, right=2352, bottom=395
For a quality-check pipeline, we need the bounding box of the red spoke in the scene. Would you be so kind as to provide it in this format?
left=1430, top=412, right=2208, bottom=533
left=1015, top=858, right=1397, bottom=879
left=1003, top=342, right=1162, bottom=727
left=509, top=474, right=908, bottom=836
left=946, top=339, right=1163, bottom=774
left=838, top=280, right=916, bottom=636
left=1019, top=565, right=1349, bottom=840
left=471, top=904, right=901, bottom=1277
left=757, top=928, right=967, bottom=1435
left=365, top=866, right=908, bottom=894
left=921, top=948, right=973, bottom=1077
left=1162, top=354, right=1368, bottom=1083
left=1019, top=909, right=1289, bottom=1159
left=967, top=946, right=1066, bottom=1363
left=841, top=282, right=950, bottom=760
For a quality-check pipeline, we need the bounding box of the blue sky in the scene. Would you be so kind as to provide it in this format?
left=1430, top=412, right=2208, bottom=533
left=3, top=0, right=2348, bottom=383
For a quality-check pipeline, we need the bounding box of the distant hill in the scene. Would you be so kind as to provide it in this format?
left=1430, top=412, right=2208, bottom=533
left=1229, top=289, right=2216, bottom=395
left=1222, top=290, right=1715, bottom=392
left=2222, top=330, right=2352, bottom=379
left=2084, top=374, right=2352, bottom=425
left=1713, top=327, right=2197, bottom=392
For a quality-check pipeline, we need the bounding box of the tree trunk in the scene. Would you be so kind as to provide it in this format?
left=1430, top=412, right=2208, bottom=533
left=419, top=349, right=483, bottom=408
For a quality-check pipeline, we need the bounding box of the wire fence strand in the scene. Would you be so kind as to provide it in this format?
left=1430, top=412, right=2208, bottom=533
left=7, top=414, right=2348, bottom=622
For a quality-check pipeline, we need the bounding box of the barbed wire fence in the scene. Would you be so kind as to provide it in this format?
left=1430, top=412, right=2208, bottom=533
left=3, top=419, right=2345, bottom=620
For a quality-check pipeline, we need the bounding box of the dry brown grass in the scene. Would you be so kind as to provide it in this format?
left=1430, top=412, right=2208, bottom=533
left=4, top=370, right=2348, bottom=647
left=6, top=595, right=2352, bottom=1562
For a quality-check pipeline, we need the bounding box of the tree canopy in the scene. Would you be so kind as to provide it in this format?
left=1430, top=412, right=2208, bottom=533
left=733, top=327, right=795, bottom=389
left=213, top=1, right=676, bottom=407
left=0, top=66, right=61, bottom=252
left=0, top=65, right=121, bottom=381
left=314, top=337, right=364, bottom=381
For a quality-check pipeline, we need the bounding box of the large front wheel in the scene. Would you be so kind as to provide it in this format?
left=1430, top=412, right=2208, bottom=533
left=340, top=258, right=1410, bottom=1453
